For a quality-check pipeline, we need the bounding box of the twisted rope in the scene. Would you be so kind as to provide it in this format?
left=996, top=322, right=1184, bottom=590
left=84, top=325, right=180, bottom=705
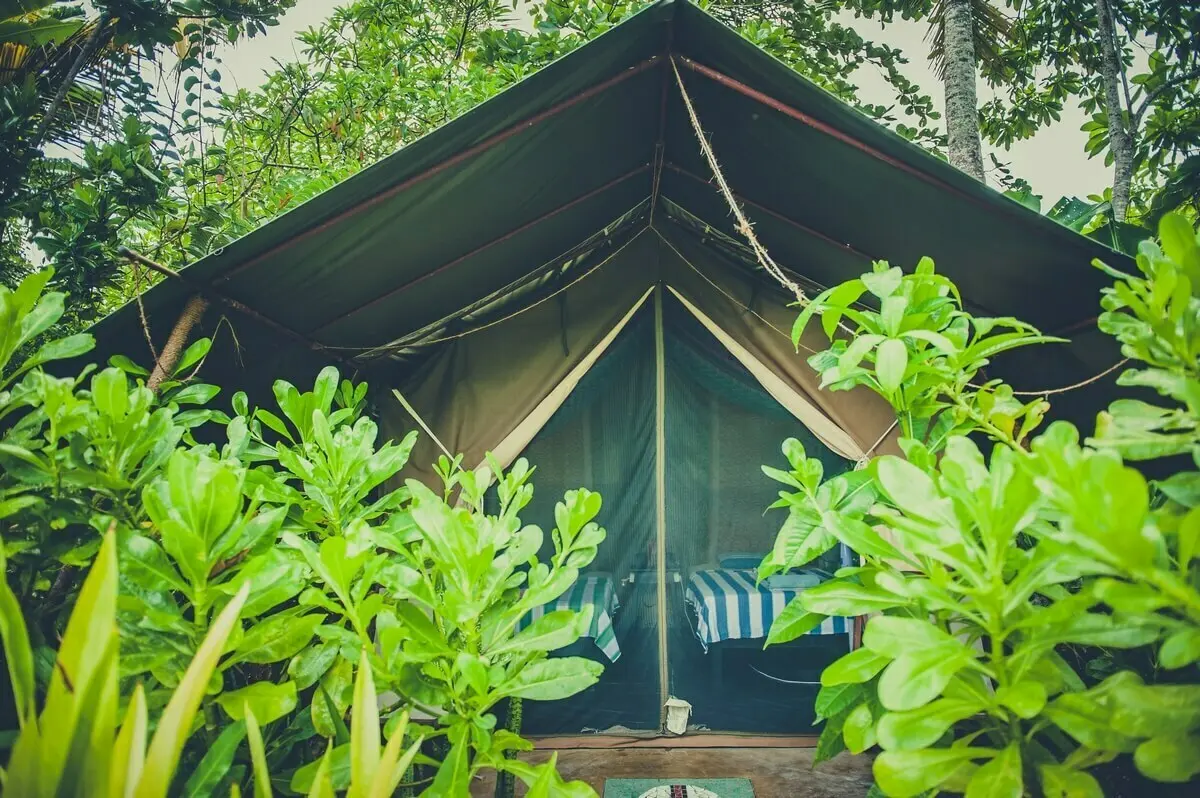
left=670, top=58, right=806, bottom=305
left=669, top=56, right=1124, bottom=400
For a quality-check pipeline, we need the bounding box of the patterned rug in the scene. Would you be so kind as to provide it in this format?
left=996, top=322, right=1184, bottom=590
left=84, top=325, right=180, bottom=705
left=602, top=779, right=754, bottom=798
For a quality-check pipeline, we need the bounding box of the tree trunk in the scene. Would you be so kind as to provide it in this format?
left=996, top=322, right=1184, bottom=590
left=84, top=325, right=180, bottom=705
left=941, top=0, right=986, bottom=182
left=147, top=294, right=208, bottom=392
left=1094, top=0, right=1133, bottom=221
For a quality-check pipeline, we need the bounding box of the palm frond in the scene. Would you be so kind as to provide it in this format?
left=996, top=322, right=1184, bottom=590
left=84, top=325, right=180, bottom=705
left=0, top=15, right=120, bottom=144
left=926, top=0, right=1014, bottom=81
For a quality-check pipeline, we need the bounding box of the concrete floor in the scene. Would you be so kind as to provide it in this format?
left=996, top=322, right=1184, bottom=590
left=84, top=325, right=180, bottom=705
left=470, top=747, right=874, bottom=797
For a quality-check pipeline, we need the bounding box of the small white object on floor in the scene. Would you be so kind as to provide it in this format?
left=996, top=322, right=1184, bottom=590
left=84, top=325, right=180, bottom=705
left=664, top=697, right=692, bottom=735
left=637, top=786, right=719, bottom=798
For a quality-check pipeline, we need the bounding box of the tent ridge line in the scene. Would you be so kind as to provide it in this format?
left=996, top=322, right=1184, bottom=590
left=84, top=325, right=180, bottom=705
left=215, top=54, right=665, bottom=286
left=310, top=163, right=652, bottom=337
left=663, top=161, right=878, bottom=263
left=673, top=54, right=985, bottom=208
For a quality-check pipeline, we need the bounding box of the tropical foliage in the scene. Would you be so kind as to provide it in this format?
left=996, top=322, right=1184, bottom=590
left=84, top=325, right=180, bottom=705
left=0, top=269, right=604, bottom=795
left=763, top=213, right=1200, bottom=795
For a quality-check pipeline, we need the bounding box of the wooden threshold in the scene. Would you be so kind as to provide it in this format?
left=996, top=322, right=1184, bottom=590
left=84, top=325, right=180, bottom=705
left=530, top=734, right=819, bottom=750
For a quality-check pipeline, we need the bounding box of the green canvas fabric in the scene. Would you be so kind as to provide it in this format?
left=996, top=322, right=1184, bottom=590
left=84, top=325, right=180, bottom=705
left=87, top=0, right=1129, bottom=429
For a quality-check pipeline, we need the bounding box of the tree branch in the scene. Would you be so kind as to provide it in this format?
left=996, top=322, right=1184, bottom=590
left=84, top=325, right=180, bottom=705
left=1132, top=65, right=1200, bottom=132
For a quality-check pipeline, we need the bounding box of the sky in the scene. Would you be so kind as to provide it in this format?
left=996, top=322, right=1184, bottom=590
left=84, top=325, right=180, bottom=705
left=209, top=0, right=1111, bottom=205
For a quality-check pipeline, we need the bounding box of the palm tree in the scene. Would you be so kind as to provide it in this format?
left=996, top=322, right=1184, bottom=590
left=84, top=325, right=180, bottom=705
left=924, top=0, right=1013, bottom=183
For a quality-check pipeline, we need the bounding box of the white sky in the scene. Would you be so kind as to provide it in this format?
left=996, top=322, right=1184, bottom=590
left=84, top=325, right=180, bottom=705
left=211, top=0, right=1110, bottom=204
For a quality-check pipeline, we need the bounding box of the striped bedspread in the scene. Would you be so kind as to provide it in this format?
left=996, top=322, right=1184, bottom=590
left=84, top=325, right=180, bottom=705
left=519, top=572, right=621, bottom=662
left=685, top=569, right=850, bottom=649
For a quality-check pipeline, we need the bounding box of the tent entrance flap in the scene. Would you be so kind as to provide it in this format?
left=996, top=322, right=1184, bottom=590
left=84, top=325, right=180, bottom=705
left=492, top=287, right=857, bottom=736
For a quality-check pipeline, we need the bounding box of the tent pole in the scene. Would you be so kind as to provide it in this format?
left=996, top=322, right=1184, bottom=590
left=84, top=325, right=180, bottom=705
left=146, top=294, right=208, bottom=392
left=119, top=248, right=353, bottom=367
left=653, top=284, right=670, bottom=730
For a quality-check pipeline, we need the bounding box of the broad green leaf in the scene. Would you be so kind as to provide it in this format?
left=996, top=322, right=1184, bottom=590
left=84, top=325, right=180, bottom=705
left=174, top=338, right=213, bottom=376
left=1159, top=212, right=1200, bottom=278
left=0, top=547, right=35, bottom=724
left=813, top=708, right=849, bottom=765
left=876, top=697, right=985, bottom=751
left=1039, top=764, right=1103, bottom=798
left=1109, top=680, right=1200, bottom=738
left=1043, top=691, right=1140, bottom=752
left=965, top=743, right=1022, bottom=798
left=843, top=702, right=875, bottom=754
left=428, top=737, right=469, bottom=797
left=878, top=644, right=974, bottom=711
left=501, top=657, right=602, bottom=701
left=181, top=721, right=247, bottom=798
left=291, top=744, right=350, bottom=794
left=231, top=613, right=322, bottom=665
left=368, top=711, right=424, bottom=798
left=814, top=682, right=865, bottom=718
left=799, top=579, right=904, bottom=616
left=290, top=642, right=339, bottom=690
left=312, top=658, right=353, bottom=739
left=863, top=616, right=963, bottom=657
left=109, top=684, right=148, bottom=798
left=995, top=681, right=1047, bottom=719
left=350, top=651, right=381, bottom=798
left=122, top=534, right=189, bottom=595
left=765, top=600, right=825, bottom=647
left=821, top=647, right=891, bottom=686
left=244, top=707, right=273, bottom=798
left=1133, top=734, right=1200, bottom=783
left=25, top=528, right=119, bottom=796
left=824, top=513, right=903, bottom=562
left=875, top=338, right=908, bottom=395
left=304, top=744, right=337, bottom=798
left=1160, top=628, right=1200, bottom=669
left=874, top=747, right=996, bottom=798
left=490, top=607, right=591, bottom=656
left=135, top=581, right=249, bottom=798
left=217, top=682, right=298, bottom=725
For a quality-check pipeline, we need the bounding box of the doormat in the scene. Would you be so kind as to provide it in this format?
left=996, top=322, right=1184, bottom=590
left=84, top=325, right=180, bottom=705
left=603, top=779, right=754, bottom=798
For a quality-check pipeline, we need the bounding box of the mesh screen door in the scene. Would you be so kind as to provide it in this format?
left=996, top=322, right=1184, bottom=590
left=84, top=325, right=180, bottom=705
left=511, top=308, right=662, bottom=734
left=499, top=288, right=853, bottom=736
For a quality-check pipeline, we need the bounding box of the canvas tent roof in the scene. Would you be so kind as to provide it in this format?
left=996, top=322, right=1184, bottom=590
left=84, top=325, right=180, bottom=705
left=91, top=0, right=1129, bottom=448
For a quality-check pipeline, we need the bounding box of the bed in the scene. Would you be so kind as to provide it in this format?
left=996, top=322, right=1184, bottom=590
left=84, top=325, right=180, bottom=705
left=685, top=568, right=850, bottom=649
left=519, top=571, right=621, bottom=662
left=684, top=567, right=851, bottom=687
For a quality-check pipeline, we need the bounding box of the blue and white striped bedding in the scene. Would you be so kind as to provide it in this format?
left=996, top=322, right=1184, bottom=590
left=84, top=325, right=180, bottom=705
left=685, top=568, right=850, bottom=650
left=519, top=572, right=621, bottom=662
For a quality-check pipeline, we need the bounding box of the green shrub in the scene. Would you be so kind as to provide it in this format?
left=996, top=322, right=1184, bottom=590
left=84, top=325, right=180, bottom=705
left=0, top=270, right=605, bottom=796
left=765, top=213, right=1200, bottom=796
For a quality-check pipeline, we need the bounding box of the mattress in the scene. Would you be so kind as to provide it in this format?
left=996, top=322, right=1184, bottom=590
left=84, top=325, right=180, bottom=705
left=519, top=572, right=621, bottom=662
left=685, top=568, right=849, bottom=649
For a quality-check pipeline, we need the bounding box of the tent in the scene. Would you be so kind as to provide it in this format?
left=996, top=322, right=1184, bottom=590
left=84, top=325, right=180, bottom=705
left=92, top=0, right=1131, bottom=737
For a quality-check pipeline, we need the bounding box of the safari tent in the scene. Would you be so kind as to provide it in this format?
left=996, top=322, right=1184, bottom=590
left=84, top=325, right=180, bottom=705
left=92, top=0, right=1129, bottom=739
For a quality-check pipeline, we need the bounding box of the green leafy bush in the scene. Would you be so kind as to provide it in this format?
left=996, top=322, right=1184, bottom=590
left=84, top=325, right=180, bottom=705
left=0, top=270, right=606, bottom=795
left=765, top=213, right=1200, bottom=796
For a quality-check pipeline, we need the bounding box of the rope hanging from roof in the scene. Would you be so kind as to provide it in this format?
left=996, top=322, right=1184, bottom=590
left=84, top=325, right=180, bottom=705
left=668, top=56, right=1126, bottom=401
left=669, top=58, right=806, bottom=305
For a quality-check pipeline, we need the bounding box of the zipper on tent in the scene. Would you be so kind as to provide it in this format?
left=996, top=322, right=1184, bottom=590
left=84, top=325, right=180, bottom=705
left=654, top=284, right=670, bottom=730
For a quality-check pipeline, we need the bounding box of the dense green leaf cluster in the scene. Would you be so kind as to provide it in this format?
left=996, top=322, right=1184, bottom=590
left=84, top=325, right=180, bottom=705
left=764, top=213, right=1200, bottom=796
left=0, top=268, right=605, bottom=795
